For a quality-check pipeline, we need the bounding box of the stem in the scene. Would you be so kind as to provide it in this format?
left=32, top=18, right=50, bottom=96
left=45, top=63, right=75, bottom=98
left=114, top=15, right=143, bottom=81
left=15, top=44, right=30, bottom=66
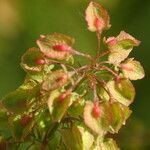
left=100, top=66, right=119, bottom=79
left=96, top=50, right=110, bottom=60
left=70, top=73, right=85, bottom=92
left=96, top=32, right=101, bottom=52
left=69, top=65, right=88, bottom=76
left=73, top=50, right=93, bottom=61
left=95, top=77, right=114, bottom=102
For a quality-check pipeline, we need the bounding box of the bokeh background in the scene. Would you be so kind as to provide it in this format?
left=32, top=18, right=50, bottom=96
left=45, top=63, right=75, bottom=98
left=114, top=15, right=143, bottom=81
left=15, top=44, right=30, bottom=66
left=0, top=0, right=149, bottom=149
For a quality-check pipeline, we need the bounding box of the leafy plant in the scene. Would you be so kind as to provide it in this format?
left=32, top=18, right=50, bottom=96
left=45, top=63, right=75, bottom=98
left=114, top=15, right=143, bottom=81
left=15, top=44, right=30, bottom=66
left=0, top=1, right=145, bottom=149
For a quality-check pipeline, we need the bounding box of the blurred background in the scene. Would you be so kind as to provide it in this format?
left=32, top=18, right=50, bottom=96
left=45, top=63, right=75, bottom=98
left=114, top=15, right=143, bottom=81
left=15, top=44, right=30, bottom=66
left=0, top=0, right=149, bottom=149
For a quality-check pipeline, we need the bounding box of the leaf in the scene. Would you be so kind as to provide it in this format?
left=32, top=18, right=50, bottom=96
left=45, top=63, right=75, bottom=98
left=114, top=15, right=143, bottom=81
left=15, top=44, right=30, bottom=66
left=2, top=89, right=28, bottom=113
left=78, top=126, right=94, bottom=150
left=21, top=47, right=46, bottom=73
left=101, top=138, right=120, bottom=150
left=91, top=137, right=119, bottom=150
left=61, top=125, right=83, bottom=150
left=121, top=58, right=145, bottom=80
left=68, top=97, right=85, bottom=118
left=83, top=100, right=131, bottom=135
left=2, top=81, right=39, bottom=113
left=107, top=31, right=140, bottom=64
left=98, top=87, right=110, bottom=102
left=47, top=90, right=72, bottom=122
left=42, top=70, right=69, bottom=91
left=83, top=101, right=111, bottom=135
left=108, top=102, right=132, bottom=133
left=85, top=1, right=110, bottom=32
left=107, top=79, right=135, bottom=106
left=36, top=33, right=74, bottom=60
left=9, top=114, right=34, bottom=140
left=62, top=125, right=94, bottom=150
left=0, top=108, right=12, bottom=139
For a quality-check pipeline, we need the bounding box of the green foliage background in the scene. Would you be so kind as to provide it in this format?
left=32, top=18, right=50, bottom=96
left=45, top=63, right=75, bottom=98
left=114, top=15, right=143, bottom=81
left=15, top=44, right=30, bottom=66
left=0, top=0, right=149, bottom=149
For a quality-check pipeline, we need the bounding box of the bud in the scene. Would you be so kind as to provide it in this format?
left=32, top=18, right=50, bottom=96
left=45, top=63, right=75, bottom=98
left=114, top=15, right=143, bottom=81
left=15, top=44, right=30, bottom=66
left=52, top=44, right=72, bottom=52
left=35, top=58, right=45, bottom=65
left=105, top=37, right=117, bottom=46
left=92, top=101, right=101, bottom=118
left=58, top=90, right=71, bottom=103
left=121, top=64, right=133, bottom=72
left=20, top=115, right=32, bottom=127
left=94, top=17, right=105, bottom=32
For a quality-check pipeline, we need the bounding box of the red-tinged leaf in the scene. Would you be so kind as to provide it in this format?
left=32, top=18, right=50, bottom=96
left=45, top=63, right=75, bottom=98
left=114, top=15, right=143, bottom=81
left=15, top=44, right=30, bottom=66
left=36, top=33, right=74, bottom=60
left=85, top=1, right=110, bottom=32
left=107, top=79, right=135, bottom=106
left=8, top=114, right=34, bottom=140
left=47, top=90, right=72, bottom=122
left=83, top=101, right=112, bottom=135
left=21, top=47, right=46, bottom=73
left=42, top=70, right=69, bottom=91
left=121, top=58, right=145, bottom=80
left=106, top=31, right=140, bottom=64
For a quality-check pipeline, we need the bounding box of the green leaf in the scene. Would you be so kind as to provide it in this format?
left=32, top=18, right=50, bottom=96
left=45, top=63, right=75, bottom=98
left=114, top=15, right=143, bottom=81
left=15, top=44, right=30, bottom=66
left=2, top=89, right=28, bottom=113
left=78, top=126, right=94, bottom=150
left=2, top=80, right=39, bottom=113
left=9, top=114, right=34, bottom=140
left=21, top=47, right=46, bottom=73
left=107, top=31, right=140, bottom=64
left=107, top=79, right=135, bottom=106
left=42, top=70, right=68, bottom=91
left=108, top=102, right=132, bottom=133
left=98, top=87, right=110, bottom=102
left=48, top=131, right=61, bottom=150
left=85, top=1, right=110, bottom=32
left=0, top=108, right=12, bottom=139
left=68, top=97, right=85, bottom=118
left=36, top=33, right=74, bottom=60
left=47, top=90, right=72, bottom=122
left=101, top=138, right=119, bottom=150
left=121, top=58, right=145, bottom=80
left=62, top=125, right=94, bottom=150
left=61, top=125, right=83, bottom=150
left=91, top=137, right=119, bottom=150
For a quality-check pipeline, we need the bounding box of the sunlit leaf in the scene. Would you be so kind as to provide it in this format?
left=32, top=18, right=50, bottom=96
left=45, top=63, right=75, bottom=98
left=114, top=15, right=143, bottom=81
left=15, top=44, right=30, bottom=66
left=36, top=33, right=74, bottom=60
left=42, top=70, right=69, bottom=91
left=21, top=47, right=46, bottom=73
left=108, top=102, right=132, bottom=133
left=101, top=138, right=119, bottom=150
left=68, top=97, right=85, bottom=118
left=62, top=125, right=94, bottom=150
left=106, top=31, right=140, bottom=64
left=98, top=87, right=110, bottom=102
left=83, top=101, right=111, bottom=135
left=78, top=126, right=94, bottom=150
left=61, top=125, right=83, bottom=150
left=85, top=1, right=110, bottom=32
left=121, top=58, right=145, bottom=80
left=107, top=79, right=135, bottom=106
left=47, top=90, right=72, bottom=122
